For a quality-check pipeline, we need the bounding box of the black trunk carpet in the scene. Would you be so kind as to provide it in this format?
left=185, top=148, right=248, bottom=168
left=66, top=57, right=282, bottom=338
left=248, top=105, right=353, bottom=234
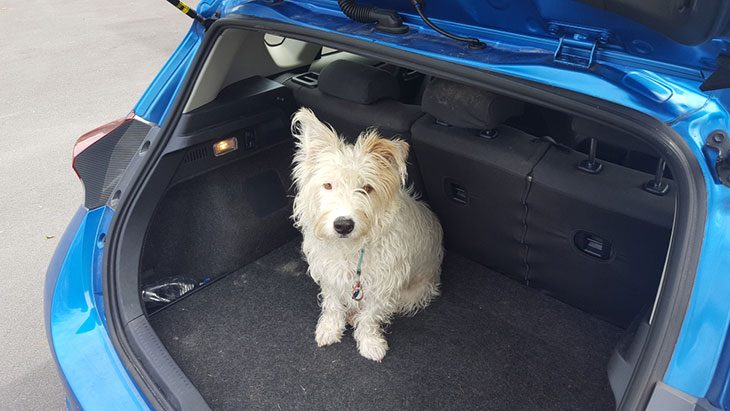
left=150, top=240, right=622, bottom=410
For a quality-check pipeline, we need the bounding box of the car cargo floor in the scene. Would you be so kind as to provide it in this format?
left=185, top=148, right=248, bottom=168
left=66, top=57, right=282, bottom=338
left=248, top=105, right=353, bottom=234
left=150, top=240, right=622, bottom=410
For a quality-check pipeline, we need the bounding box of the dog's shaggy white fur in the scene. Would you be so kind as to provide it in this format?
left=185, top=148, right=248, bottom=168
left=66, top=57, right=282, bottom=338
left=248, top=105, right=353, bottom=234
left=291, top=108, right=443, bottom=362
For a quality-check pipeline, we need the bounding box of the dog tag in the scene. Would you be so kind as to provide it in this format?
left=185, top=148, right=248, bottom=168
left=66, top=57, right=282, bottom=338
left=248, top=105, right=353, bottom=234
left=352, top=280, right=364, bottom=301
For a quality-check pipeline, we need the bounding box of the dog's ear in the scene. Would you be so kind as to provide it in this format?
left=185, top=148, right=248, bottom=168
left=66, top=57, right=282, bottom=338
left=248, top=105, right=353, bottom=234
left=291, top=107, right=340, bottom=162
left=359, top=130, right=409, bottom=186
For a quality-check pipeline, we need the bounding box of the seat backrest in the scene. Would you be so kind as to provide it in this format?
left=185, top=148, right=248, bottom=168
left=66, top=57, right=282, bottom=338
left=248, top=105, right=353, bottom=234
left=283, top=59, right=426, bottom=194
left=410, top=78, right=543, bottom=279
left=526, top=128, right=675, bottom=327
left=410, top=77, right=674, bottom=327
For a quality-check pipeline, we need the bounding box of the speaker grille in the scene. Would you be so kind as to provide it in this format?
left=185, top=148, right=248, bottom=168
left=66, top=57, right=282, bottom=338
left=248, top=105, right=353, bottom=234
left=183, top=146, right=210, bottom=163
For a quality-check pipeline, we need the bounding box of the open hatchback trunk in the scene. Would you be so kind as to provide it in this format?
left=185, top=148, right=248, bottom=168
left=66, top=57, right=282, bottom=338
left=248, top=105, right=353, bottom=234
left=100, top=9, right=715, bottom=410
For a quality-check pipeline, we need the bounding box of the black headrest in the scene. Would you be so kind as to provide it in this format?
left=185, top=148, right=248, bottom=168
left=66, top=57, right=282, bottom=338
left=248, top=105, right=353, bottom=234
left=421, top=78, right=523, bottom=129
left=318, top=60, right=400, bottom=104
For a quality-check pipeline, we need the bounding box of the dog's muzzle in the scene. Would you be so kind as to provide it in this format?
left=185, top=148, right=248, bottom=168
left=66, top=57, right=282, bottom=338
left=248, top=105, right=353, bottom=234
left=333, top=216, right=355, bottom=236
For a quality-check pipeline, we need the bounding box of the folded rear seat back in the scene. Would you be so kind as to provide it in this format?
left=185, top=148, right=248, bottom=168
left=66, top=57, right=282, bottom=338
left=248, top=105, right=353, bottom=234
left=282, top=59, right=425, bottom=194
left=411, top=78, right=548, bottom=280
left=526, top=119, right=675, bottom=327
left=571, top=116, right=666, bottom=174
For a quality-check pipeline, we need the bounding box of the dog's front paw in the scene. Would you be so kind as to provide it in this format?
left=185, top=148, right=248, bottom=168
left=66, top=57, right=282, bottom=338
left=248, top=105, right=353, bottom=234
left=357, top=335, right=388, bottom=362
left=315, top=318, right=344, bottom=347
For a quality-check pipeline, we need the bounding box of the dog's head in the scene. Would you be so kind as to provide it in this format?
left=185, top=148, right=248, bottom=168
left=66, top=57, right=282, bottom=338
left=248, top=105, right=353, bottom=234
left=291, top=107, right=409, bottom=241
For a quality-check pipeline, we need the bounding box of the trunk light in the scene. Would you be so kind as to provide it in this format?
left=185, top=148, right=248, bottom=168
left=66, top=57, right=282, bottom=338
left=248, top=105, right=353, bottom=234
left=213, top=137, right=238, bottom=157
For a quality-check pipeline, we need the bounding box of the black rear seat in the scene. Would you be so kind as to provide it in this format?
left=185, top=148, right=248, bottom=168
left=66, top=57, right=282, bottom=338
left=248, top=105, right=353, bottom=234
left=411, top=78, right=546, bottom=279
left=412, top=78, right=674, bottom=327
left=526, top=120, right=675, bottom=326
left=571, top=116, right=669, bottom=175
left=282, top=59, right=425, bottom=194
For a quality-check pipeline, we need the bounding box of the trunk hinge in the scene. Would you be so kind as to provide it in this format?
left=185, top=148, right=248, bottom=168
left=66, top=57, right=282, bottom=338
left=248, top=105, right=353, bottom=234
left=705, top=130, right=730, bottom=187
left=549, top=22, right=611, bottom=70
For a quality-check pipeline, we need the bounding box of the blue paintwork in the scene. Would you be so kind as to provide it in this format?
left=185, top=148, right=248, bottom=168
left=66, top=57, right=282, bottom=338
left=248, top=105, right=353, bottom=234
left=663, top=101, right=730, bottom=398
left=247, top=0, right=728, bottom=73
left=224, top=0, right=709, bottom=123
left=712, top=336, right=730, bottom=410
left=134, top=0, right=222, bottom=125
left=133, top=26, right=201, bottom=126
left=45, top=206, right=150, bottom=410
left=44, top=207, right=85, bottom=409
left=48, top=0, right=730, bottom=407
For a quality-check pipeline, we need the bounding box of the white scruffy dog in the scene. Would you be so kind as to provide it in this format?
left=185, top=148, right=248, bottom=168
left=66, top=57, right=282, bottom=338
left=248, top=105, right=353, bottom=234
left=290, top=108, right=443, bottom=362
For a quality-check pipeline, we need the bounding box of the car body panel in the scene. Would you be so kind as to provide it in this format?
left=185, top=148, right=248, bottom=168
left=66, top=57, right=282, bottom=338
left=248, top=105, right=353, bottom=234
left=44, top=207, right=85, bottom=409
left=45, top=206, right=149, bottom=411
left=665, top=102, right=730, bottom=397
left=134, top=0, right=222, bottom=126
left=46, top=0, right=730, bottom=407
left=224, top=1, right=711, bottom=123
left=133, top=27, right=202, bottom=127
left=271, top=0, right=729, bottom=73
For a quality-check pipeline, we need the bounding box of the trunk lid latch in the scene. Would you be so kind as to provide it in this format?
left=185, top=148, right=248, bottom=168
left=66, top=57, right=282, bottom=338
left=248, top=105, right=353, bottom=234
left=705, top=130, right=730, bottom=187
left=549, top=23, right=611, bottom=69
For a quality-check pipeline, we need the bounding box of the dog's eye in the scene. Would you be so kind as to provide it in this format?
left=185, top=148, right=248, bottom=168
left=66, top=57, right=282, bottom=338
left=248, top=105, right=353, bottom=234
left=323, top=183, right=332, bottom=190
left=362, top=184, right=374, bottom=194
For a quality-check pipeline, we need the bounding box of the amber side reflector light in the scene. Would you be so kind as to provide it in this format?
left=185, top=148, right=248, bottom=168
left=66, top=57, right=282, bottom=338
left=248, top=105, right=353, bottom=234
left=213, top=137, right=238, bottom=157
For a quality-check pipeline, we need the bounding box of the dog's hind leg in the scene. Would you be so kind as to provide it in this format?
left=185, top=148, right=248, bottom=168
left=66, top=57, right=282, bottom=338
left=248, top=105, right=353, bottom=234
left=397, top=276, right=440, bottom=316
left=315, top=291, right=347, bottom=347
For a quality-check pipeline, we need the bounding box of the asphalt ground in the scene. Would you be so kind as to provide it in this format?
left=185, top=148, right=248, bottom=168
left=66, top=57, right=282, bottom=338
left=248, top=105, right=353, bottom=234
left=0, top=1, right=194, bottom=408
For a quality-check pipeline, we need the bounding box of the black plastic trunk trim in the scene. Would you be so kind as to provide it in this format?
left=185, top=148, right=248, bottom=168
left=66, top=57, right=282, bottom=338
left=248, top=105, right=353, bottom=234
left=104, top=15, right=707, bottom=411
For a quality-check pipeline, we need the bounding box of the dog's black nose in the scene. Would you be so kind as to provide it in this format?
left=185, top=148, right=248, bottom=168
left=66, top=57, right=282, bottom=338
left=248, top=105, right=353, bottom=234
left=333, top=217, right=355, bottom=235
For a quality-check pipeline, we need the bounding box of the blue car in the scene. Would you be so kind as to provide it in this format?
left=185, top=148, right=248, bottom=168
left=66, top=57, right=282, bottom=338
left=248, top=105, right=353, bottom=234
left=45, top=0, right=730, bottom=409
